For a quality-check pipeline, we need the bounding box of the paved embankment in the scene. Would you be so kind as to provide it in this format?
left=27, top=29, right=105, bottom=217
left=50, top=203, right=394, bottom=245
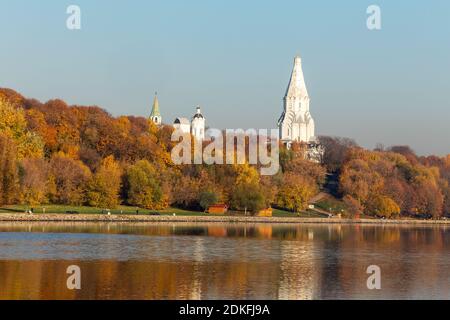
left=0, top=213, right=449, bottom=225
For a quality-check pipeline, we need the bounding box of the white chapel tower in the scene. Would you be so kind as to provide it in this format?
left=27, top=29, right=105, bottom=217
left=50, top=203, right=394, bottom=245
left=191, top=106, right=205, bottom=140
left=278, top=56, right=315, bottom=144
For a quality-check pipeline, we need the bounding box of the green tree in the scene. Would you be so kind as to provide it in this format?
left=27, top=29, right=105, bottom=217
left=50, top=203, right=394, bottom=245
left=199, top=191, right=218, bottom=211
left=19, top=158, right=48, bottom=205
left=126, top=160, right=165, bottom=209
left=230, top=183, right=265, bottom=215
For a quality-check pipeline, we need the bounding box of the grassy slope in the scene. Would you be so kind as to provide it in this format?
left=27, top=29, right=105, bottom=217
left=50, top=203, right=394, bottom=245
left=0, top=205, right=201, bottom=216
left=313, top=194, right=376, bottom=219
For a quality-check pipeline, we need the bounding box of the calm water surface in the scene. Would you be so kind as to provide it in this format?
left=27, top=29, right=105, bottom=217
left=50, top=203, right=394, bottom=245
left=0, top=222, right=449, bottom=300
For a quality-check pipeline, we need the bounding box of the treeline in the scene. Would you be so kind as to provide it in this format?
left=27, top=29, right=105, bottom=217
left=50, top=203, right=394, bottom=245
left=0, top=88, right=323, bottom=213
left=319, top=138, right=450, bottom=218
left=0, top=88, right=449, bottom=218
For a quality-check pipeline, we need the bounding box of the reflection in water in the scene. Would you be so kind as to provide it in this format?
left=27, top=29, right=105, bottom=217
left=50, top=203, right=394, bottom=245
left=278, top=240, right=317, bottom=300
left=0, top=222, right=449, bottom=300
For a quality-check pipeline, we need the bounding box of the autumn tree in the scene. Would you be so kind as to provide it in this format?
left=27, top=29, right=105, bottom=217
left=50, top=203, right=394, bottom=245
left=171, top=174, right=201, bottom=208
left=48, top=154, right=91, bottom=205
left=276, top=173, right=317, bottom=213
left=87, top=155, right=122, bottom=208
left=343, top=195, right=364, bottom=218
left=228, top=164, right=266, bottom=214
left=443, top=185, right=450, bottom=217
left=282, top=155, right=326, bottom=185
left=389, top=145, right=418, bottom=164
left=0, top=135, right=20, bottom=205
left=0, top=88, right=26, bottom=106
left=413, top=181, right=444, bottom=218
left=365, top=195, right=401, bottom=218
left=260, top=174, right=279, bottom=209
left=318, top=136, right=358, bottom=172
left=25, top=108, right=58, bottom=157
left=19, top=158, right=49, bottom=205
left=339, top=158, right=384, bottom=203
left=339, top=148, right=445, bottom=218
left=234, top=163, right=260, bottom=186
left=0, top=96, right=44, bottom=159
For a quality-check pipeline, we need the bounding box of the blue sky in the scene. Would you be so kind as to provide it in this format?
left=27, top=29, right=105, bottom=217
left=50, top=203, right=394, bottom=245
left=0, top=0, right=449, bottom=155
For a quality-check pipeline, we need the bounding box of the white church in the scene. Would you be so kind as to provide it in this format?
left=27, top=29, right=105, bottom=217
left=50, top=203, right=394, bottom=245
left=148, top=55, right=323, bottom=162
left=278, top=56, right=323, bottom=162
left=149, top=93, right=206, bottom=141
left=173, top=106, right=206, bottom=141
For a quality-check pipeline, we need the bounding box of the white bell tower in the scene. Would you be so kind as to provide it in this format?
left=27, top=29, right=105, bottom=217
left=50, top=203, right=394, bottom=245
left=191, top=106, right=205, bottom=141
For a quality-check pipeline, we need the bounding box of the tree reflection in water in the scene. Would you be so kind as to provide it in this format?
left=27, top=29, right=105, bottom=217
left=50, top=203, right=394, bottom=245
left=0, top=223, right=448, bottom=299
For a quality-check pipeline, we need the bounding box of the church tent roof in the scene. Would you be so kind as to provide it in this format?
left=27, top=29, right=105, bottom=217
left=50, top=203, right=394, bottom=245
left=150, top=93, right=161, bottom=117
left=285, top=56, right=309, bottom=98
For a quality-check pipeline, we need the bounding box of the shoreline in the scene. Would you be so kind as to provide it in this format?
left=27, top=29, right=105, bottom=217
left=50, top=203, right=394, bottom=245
left=0, top=213, right=449, bottom=225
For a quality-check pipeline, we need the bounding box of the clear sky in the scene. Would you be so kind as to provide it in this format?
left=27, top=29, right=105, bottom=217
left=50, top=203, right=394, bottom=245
left=0, top=0, right=449, bottom=155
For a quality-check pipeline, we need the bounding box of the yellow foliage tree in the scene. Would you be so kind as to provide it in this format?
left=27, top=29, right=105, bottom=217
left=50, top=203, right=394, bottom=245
left=234, top=163, right=259, bottom=186
left=366, top=195, right=401, bottom=218
left=0, top=134, right=20, bottom=205
left=276, top=174, right=317, bottom=213
left=87, top=155, right=122, bottom=208
left=340, top=159, right=383, bottom=203
left=0, top=97, right=43, bottom=159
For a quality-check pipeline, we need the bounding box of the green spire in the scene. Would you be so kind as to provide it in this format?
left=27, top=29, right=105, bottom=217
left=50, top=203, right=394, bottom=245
left=150, top=92, right=161, bottom=118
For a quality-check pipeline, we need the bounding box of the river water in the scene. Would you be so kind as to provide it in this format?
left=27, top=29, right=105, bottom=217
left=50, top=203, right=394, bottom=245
left=0, top=222, right=448, bottom=300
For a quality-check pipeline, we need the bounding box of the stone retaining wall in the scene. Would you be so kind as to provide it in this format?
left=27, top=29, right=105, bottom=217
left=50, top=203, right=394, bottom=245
left=0, top=213, right=449, bottom=225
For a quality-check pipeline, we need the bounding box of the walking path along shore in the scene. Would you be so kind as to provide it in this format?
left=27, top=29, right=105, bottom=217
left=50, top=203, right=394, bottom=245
left=0, top=213, right=449, bottom=225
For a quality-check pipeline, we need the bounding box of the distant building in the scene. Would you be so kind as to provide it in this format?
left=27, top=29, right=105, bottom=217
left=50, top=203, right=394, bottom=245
left=278, top=56, right=315, bottom=144
left=173, top=117, right=190, bottom=134
left=149, top=92, right=162, bottom=125
left=278, top=56, right=323, bottom=162
left=305, top=141, right=324, bottom=163
left=207, top=204, right=228, bottom=214
left=191, top=106, right=205, bottom=141
left=173, top=106, right=206, bottom=141
left=257, top=208, right=273, bottom=217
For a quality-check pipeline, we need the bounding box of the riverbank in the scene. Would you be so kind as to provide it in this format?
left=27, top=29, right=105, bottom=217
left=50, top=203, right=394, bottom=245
left=0, top=213, right=449, bottom=225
